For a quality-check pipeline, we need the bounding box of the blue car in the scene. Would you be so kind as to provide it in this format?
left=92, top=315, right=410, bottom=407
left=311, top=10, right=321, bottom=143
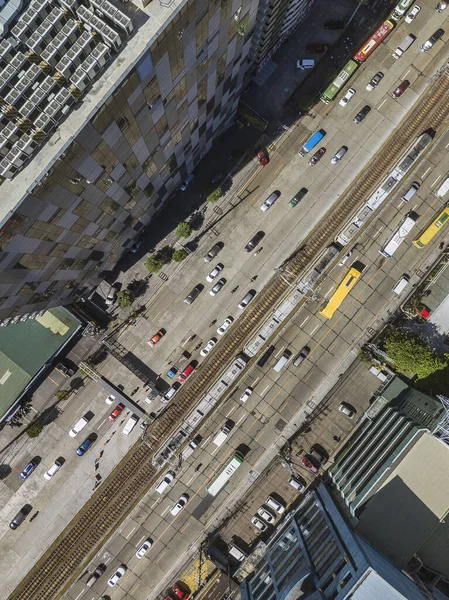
left=19, top=460, right=37, bottom=480
left=76, top=438, right=92, bottom=456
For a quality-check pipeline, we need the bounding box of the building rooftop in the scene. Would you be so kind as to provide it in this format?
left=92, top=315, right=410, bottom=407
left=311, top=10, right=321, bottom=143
left=356, top=432, right=449, bottom=578
left=0, top=0, right=183, bottom=218
left=0, top=306, right=80, bottom=416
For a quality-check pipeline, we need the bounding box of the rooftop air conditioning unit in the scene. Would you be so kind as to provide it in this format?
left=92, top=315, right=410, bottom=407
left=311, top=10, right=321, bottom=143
left=61, top=20, right=78, bottom=43
left=80, top=54, right=99, bottom=79
left=19, top=100, right=36, bottom=118
left=102, top=2, right=118, bottom=21
left=40, top=76, right=56, bottom=94
left=91, top=42, right=110, bottom=66
left=15, top=76, right=33, bottom=95
left=3, top=64, right=17, bottom=82
left=41, top=44, right=61, bottom=67
left=34, top=111, right=55, bottom=131
left=16, top=134, right=38, bottom=155
left=4, top=88, right=20, bottom=105
left=7, top=146, right=28, bottom=167
left=76, top=5, right=92, bottom=23
left=0, top=39, right=14, bottom=62
left=11, top=22, right=30, bottom=44
left=90, top=0, right=105, bottom=10
left=3, top=122, right=19, bottom=141
left=45, top=98, right=64, bottom=120
left=29, top=87, right=47, bottom=107
left=54, top=87, right=75, bottom=108
left=0, top=135, right=12, bottom=157
left=70, top=66, right=90, bottom=91
left=10, top=52, right=27, bottom=72
left=101, top=25, right=122, bottom=51
left=113, top=12, right=133, bottom=35
left=56, top=55, right=76, bottom=79
left=30, top=0, right=52, bottom=18
left=0, top=158, right=18, bottom=178
left=47, top=8, right=64, bottom=31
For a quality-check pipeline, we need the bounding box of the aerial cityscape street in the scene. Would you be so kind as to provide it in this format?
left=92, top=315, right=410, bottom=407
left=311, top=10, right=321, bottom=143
left=1, top=0, right=449, bottom=599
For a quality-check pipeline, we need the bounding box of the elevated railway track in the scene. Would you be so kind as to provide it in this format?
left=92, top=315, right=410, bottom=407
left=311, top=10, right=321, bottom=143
left=9, top=69, right=449, bottom=600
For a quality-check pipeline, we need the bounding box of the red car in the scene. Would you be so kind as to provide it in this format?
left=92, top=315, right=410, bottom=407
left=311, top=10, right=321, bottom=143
left=148, top=329, right=165, bottom=347
left=108, top=403, right=125, bottom=421
left=392, top=80, right=410, bottom=98
left=257, top=150, right=269, bottom=166
left=171, top=585, right=190, bottom=600
left=308, top=147, right=326, bottom=166
left=301, top=456, right=319, bottom=474
left=179, top=364, right=195, bottom=383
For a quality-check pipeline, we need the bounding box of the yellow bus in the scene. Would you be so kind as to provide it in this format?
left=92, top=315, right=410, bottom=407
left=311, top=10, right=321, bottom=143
left=413, top=204, right=449, bottom=248
left=319, top=265, right=364, bottom=319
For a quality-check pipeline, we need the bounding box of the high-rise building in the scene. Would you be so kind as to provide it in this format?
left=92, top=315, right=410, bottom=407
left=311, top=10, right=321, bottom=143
left=250, top=0, right=313, bottom=70
left=0, top=0, right=259, bottom=323
left=240, top=484, right=431, bottom=600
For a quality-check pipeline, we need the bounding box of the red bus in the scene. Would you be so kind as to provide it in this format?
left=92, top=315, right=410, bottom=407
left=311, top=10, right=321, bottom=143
left=354, top=20, right=394, bottom=63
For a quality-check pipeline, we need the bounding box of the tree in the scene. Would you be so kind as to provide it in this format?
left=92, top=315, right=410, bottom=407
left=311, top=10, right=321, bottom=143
left=26, top=422, right=43, bottom=438
left=173, top=249, right=188, bottom=263
left=176, top=221, right=192, bottom=238
left=207, top=187, right=222, bottom=203
left=117, top=289, right=135, bottom=307
left=383, top=331, right=449, bottom=380
left=145, top=255, right=164, bottom=273
left=56, top=390, right=70, bottom=401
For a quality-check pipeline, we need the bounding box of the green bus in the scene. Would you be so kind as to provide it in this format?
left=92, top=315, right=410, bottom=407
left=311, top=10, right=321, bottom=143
left=320, top=59, right=359, bottom=104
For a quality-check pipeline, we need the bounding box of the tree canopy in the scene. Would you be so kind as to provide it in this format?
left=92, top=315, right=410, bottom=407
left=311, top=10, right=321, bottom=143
left=176, top=222, right=192, bottom=238
left=383, top=331, right=449, bottom=380
left=117, top=289, right=135, bottom=307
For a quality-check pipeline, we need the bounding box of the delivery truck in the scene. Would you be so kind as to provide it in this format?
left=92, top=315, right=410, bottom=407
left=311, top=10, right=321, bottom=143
left=298, top=129, right=326, bottom=156
left=392, top=34, right=416, bottom=59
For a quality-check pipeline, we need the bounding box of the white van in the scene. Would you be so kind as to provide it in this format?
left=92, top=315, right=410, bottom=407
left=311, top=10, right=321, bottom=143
left=44, top=458, right=63, bottom=480
left=155, top=470, right=175, bottom=494
left=122, top=414, right=138, bottom=435
left=161, top=386, right=178, bottom=404
left=69, top=416, right=88, bottom=437
left=273, top=350, right=292, bottom=372
left=213, top=421, right=233, bottom=447
left=228, top=543, right=247, bottom=562
left=288, top=475, right=306, bottom=492
left=392, top=274, right=410, bottom=295
left=402, top=182, right=420, bottom=202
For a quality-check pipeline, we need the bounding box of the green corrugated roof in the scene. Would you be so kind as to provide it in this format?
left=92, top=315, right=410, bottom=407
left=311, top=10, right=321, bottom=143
left=0, top=307, right=80, bottom=416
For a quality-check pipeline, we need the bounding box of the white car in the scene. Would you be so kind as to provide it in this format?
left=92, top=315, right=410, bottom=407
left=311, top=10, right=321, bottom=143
left=257, top=506, right=276, bottom=523
left=200, top=339, right=217, bottom=356
left=405, top=4, right=420, bottom=22
left=266, top=496, right=285, bottom=514
left=338, top=244, right=357, bottom=266
left=339, top=402, right=356, bottom=418
left=240, top=387, right=253, bottom=402
left=217, top=316, right=234, bottom=335
left=136, top=539, right=152, bottom=559
left=105, top=394, right=115, bottom=405
left=170, top=494, right=189, bottom=516
left=251, top=516, right=268, bottom=531
left=209, top=278, right=225, bottom=296
left=338, top=88, right=355, bottom=107
left=108, top=565, right=127, bottom=587
left=206, top=264, right=223, bottom=282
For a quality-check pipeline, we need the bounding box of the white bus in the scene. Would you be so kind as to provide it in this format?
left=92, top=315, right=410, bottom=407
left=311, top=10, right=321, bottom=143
left=379, top=213, right=418, bottom=258
left=206, top=455, right=243, bottom=497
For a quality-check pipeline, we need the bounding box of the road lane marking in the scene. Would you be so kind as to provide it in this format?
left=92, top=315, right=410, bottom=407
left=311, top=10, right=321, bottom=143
left=403, top=69, right=411, bottom=78
left=300, top=316, right=309, bottom=327
left=201, top=435, right=211, bottom=447
left=431, top=175, right=442, bottom=187
left=211, top=446, right=220, bottom=455
left=226, top=406, right=236, bottom=417
left=155, top=551, right=166, bottom=564
left=235, top=414, right=246, bottom=427
left=137, top=535, right=146, bottom=545
left=186, top=475, right=195, bottom=486
left=324, top=286, right=334, bottom=298
left=260, top=385, right=270, bottom=397
left=252, top=376, right=260, bottom=385
left=125, top=526, right=136, bottom=539
left=421, top=166, right=431, bottom=179
left=97, top=418, right=106, bottom=430
left=160, top=505, right=170, bottom=517
left=75, top=401, right=86, bottom=414
left=74, top=592, right=84, bottom=600
left=378, top=99, right=387, bottom=109
left=310, top=324, right=319, bottom=336
left=373, top=226, right=384, bottom=239
left=274, top=345, right=284, bottom=357
left=150, top=499, right=159, bottom=509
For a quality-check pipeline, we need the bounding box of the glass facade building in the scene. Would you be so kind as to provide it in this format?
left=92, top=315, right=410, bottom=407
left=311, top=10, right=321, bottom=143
left=240, top=484, right=429, bottom=600
left=0, top=0, right=259, bottom=322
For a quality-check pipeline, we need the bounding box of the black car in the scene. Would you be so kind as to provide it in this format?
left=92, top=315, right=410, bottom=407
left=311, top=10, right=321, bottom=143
left=324, top=20, right=345, bottom=30
left=353, top=105, right=371, bottom=124
left=184, top=284, right=203, bottom=305
left=244, top=231, right=264, bottom=252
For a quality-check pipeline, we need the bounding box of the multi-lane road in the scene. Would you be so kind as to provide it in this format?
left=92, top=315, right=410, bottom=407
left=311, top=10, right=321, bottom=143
left=5, top=3, right=449, bottom=599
